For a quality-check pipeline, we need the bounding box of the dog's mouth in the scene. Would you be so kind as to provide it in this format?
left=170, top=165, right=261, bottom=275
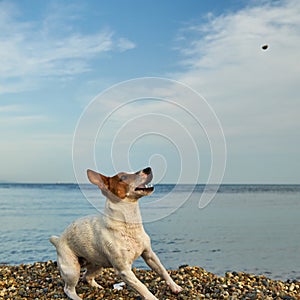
left=135, top=183, right=154, bottom=192
left=135, top=176, right=154, bottom=192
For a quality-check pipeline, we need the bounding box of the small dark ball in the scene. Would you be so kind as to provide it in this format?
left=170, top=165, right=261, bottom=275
left=261, top=44, right=269, bottom=50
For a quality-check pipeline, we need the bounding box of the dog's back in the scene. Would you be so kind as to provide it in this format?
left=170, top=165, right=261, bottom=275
left=50, top=215, right=113, bottom=266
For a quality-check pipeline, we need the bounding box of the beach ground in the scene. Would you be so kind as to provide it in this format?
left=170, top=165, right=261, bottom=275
left=0, top=261, right=299, bottom=299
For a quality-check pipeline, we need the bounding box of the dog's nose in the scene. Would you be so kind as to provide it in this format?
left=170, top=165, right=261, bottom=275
left=143, top=167, right=151, bottom=175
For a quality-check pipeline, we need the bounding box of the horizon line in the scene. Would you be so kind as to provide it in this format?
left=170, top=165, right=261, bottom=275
left=0, top=181, right=299, bottom=186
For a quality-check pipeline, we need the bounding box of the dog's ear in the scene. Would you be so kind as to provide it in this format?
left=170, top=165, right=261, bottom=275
left=87, top=169, right=109, bottom=190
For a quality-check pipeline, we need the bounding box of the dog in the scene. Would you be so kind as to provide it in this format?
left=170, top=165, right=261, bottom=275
left=50, top=167, right=182, bottom=300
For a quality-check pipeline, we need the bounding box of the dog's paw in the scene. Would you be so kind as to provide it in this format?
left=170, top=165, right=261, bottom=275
left=91, top=281, right=104, bottom=289
left=168, top=281, right=183, bottom=294
left=84, top=277, right=103, bottom=289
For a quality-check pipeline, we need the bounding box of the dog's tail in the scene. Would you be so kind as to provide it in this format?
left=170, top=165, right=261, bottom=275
left=49, top=235, right=59, bottom=247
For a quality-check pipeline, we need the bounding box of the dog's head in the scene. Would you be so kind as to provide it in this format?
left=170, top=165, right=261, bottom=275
left=87, top=167, right=154, bottom=202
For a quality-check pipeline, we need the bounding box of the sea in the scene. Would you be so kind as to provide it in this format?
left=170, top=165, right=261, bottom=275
left=0, top=183, right=300, bottom=281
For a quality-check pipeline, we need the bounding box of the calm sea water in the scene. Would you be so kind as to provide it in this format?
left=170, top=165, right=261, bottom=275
left=0, top=183, right=300, bottom=281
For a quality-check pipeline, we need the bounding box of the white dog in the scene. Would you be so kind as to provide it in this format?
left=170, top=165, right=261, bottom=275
left=50, top=167, right=182, bottom=300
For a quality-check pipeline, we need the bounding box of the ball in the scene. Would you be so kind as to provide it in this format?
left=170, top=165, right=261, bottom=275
left=261, top=44, right=269, bottom=50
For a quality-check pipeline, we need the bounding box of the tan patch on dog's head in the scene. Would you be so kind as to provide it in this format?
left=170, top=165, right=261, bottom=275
left=108, top=175, right=128, bottom=199
left=87, top=170, right=130, bottom=200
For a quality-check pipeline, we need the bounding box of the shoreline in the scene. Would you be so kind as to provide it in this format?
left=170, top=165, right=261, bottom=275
left=0, top=261, right=299, bottom=299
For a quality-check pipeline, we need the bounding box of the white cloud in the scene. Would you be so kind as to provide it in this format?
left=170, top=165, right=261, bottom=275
left=175, top=0, right=300, bottom=145
left=172, top=0, right=300, bottom=182
left=0, top=104, right=21, bottom=113
left=0, top=114, right=49, bottom=126
left=0, top=104, right=49, bottom=126
left=0, top=1, right=136, bottom=93
left=117, top=38, right=136, bottom=52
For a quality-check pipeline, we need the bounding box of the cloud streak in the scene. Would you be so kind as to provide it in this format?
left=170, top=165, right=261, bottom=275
left=0, top=1, right=135, bottom=93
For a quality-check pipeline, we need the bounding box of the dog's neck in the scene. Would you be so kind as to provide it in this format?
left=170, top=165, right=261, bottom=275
left=104, top=199, right=143, bottom=225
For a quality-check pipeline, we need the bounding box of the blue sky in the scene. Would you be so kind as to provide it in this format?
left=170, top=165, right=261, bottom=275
left=1, top=0, right=299, bottom=183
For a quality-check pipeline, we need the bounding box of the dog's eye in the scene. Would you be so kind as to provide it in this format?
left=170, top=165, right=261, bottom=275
left=120, top=175, right=127, bottom=181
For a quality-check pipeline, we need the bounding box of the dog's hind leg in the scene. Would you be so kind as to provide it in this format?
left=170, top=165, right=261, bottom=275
left=57, top=249, right=82, bottom=300
left=83, top=263, right=103, bottom=289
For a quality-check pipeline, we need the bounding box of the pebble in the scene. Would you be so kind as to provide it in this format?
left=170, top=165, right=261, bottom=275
left=0, top=261, right=300, bottom=299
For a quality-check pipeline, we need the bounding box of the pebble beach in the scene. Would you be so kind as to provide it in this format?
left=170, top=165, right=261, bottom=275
left=0, top=261, right=299, bottom=299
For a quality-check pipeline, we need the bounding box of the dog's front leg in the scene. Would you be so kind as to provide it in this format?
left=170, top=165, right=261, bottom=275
left=142, top=249, right=183, bottom=294
left=116, top=267, right=158, bottom=300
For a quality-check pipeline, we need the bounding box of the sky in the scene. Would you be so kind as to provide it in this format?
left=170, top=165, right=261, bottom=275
left=0, top=0, right=299, bottom=184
